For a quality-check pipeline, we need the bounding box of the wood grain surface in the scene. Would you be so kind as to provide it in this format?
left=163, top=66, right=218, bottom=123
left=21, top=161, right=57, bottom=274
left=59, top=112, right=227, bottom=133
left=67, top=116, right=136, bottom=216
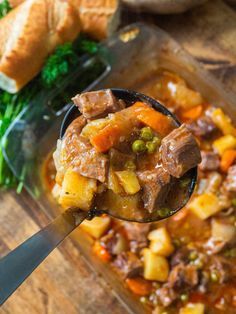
left=1, top=1, right=236, bottom=313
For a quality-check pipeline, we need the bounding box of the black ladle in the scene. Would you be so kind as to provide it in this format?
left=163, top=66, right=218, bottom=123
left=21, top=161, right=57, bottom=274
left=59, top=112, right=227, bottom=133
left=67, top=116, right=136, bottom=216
left=0, top=89, right=197, bottom=305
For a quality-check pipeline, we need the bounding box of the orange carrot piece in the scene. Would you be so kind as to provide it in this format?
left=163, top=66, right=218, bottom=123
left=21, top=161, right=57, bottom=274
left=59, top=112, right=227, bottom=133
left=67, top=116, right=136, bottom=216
left=93, top=241, right=112, bottom=262
left=90, top=124, right=120, bottom=152
left=180, top=105, right=203, bottom=121
left=220, top=149, right=236, bottom=172
left=126, top=278, right=153, bottom=296
left=132, top=102, right=174, bottom=136
left=172, top=208, right=189, bottom=221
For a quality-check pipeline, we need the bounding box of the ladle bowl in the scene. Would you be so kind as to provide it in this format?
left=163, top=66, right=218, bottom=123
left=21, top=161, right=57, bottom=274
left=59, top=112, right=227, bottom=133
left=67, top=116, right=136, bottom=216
left=61, top=88, right=197, bottom=223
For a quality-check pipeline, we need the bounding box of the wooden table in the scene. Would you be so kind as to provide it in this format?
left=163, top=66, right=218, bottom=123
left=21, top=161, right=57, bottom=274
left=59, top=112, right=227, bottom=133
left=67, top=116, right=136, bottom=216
left=1, top=1, right=236, bottom=313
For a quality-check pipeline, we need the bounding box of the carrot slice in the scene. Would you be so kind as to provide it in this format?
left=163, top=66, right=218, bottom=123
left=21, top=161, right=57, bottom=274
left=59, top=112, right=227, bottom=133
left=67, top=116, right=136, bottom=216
left=220, top=149, right=236, bottom=172
left=93, top=241, right=112, bottom=262
left=133, top=102, right=174, bottom=135
left=126, top=277, right=153, bottom=296
left=90, top=124, right=120, bottom=153
left=180, top=104, right=203, bottom=121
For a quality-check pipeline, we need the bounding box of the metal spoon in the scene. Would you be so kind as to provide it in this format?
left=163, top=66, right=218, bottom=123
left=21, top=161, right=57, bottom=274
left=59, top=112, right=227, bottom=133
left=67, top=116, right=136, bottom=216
left=0, top=89, right=197, bottom=305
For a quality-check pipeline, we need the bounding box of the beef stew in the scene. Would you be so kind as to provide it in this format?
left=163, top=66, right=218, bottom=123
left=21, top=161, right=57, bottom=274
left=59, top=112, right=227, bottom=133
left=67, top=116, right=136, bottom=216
left=44, top=70, right=236, bottom=314
left=52, top=89, right=201, bottom=221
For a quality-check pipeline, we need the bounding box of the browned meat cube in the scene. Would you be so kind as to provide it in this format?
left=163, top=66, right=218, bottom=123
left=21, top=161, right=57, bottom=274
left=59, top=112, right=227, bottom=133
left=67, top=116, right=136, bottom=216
left=113, top=252, right=142, bottom=278
left=223, top=165, right=236, bottom=193
left=137, top=168, right=171, bottom=213
left=64, top=115, right=87, bottom=138
left=63, top=132, right=108, bottom=183
left=187, top=116, right=218, bottom=139
left=72, top=90, right=125, bottom=119
left=168, top=263, right=199, bottom=289
left=73, top=142, right=108, bottom=183
left=122, top=222, right=150, bottom=253
left=161, top=124, right=201, bottom=178
left=199, top=151, right=220, bottom=171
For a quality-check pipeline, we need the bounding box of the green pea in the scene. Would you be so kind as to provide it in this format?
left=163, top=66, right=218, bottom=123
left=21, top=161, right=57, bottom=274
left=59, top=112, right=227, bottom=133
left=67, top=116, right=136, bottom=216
left=132, top=139, right=146, bottom=153
left=140, top=127, right=153, bottom=141
left=231, top=198, right=236, bottom=207
left=140, top=296, right=148, bottom=304
left=189, top=251, right=198, bottom=261
left=125, top=160, right=136, bottom=170
left=157, top=207, right=170, bottom=218
left=152, top=136, right=161, bottom=146
left=180, top=293, right=189, bottom=302
left=146, top=141, right=158, bottom=154
left=180, top=177, right=191, bottom=188
left=210, top=271, right=219, bottom=282
left=173, top=239, right=181, bottom=248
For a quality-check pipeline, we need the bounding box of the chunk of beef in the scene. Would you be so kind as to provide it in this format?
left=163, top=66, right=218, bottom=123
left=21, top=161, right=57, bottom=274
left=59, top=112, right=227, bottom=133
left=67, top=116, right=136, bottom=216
left=156, top=263, right=199, bottom=307
left=156, top=286, right=177, bottom=307
left=168, top=263, right=199, bottom=290
left=223, top=165, right=236, bottom=193
left=161, top=124, right=201, bottom=178
left=170, top=247, right=190, bottom=267
left=100, top=230, right=128, bottom=255
left=187, top=116, right=218, bottom=139
left=63, top=130, right=108, bottom=182
left=210, top=255, right=236, bottom=283
left=113, top=252, right=142, bottom=278
left=123, top=222, right=150, bottom=253
left=109, top=148, right=135, bottom=171
left=64, top=115, right=87, bottom=137
left=199, top=151, right=220, bottom=171
left=72, top=90, right=125, bottom=119
left=137, top=168, right=171, bottom=213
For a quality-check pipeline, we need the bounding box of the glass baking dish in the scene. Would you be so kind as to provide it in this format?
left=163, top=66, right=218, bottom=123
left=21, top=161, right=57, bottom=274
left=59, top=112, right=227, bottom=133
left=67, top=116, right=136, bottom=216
left=3, top=23, right=236, bottom=313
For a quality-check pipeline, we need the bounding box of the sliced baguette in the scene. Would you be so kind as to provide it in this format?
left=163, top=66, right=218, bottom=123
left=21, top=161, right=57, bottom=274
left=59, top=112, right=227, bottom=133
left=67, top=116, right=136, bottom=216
left=76, top=0, right=120, bottom=40
left=0, top=0, right=80, bottom=93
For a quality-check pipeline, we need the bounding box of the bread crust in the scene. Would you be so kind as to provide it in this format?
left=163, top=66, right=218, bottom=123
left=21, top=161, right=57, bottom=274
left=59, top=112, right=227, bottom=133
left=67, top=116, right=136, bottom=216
left=9, top=0, right=120, bottom=39
left=0, top=0, right=119, bottom=92
left=0, top=0, right=80, bottom=92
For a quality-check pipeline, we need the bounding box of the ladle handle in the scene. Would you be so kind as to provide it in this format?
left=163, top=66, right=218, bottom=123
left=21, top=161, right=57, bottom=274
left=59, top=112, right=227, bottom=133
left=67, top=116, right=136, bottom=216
left=0, top=208, right=89, bottom=305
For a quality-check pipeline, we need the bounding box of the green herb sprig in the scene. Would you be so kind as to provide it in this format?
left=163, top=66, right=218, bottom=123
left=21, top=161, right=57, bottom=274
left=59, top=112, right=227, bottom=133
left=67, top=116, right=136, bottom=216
left=0, top=0, right=11, bottom=19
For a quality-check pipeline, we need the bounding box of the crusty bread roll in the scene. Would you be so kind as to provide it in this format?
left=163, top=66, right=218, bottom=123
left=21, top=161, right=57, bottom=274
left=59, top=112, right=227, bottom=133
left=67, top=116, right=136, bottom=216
left=0, top=0, right=119, bottom=93
left=0, top=0, right=80, bottom=93
left=76, top=0, right=120, bottom=40
left=9, top=0, right=120, bottom=40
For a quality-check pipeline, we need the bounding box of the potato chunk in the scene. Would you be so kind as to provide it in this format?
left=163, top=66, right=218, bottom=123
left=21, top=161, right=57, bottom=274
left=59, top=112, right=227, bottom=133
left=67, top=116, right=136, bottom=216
left=180, top=303, right=205, bottom=314
left=81, top=118, right=110, bottom=139
left=211, top=108, right=236, bottom=137
left=148, top=227, right=174, bottom=257
left=213, top=135, right=236, bottom=156
left=115, top=170, right=140, bottom=195
left=143, top=248, right=169, bottom=282
left=80, top=216, right=111, bottom=239
left=189, top=193, right=221, bottom=220
left=59, top=168, right=97, bottom=210
left=108, top=167, right=124, bottom=194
